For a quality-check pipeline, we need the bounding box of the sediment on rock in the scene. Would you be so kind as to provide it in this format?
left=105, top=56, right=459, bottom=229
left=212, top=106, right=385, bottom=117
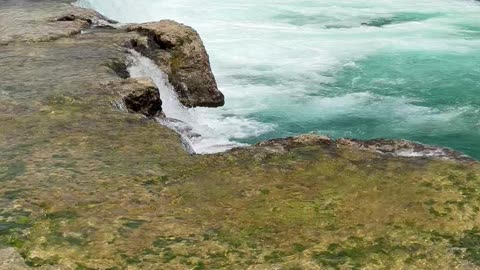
left=0, top=4, right=114, bottom=45
left=126, top=20, right=225, bottom=108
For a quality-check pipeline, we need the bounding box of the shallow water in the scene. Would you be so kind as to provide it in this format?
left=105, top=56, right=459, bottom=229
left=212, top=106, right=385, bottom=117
left=78, top=0, right=480, bottom=158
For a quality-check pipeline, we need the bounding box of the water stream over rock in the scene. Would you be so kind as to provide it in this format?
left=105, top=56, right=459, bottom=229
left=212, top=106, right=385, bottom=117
left=127, top=50, right=258, bottom=153
left=79, top=0, right=480, bottom=158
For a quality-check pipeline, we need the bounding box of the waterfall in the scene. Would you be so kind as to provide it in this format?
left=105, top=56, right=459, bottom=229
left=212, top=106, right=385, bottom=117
left=127, top=50, right=249, bottom=154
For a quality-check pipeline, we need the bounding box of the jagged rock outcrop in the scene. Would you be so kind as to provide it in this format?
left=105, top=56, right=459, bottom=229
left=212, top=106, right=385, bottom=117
left=252, top=134, right=474, bottom=162
left=126, top=20, right=225, bottom=108
left=105, top=78, right=163, bottom=118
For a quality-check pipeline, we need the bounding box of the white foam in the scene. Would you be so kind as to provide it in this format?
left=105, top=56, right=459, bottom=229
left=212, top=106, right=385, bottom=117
left=126, top=50, right=273, bottom=154
left=395, top=148, right=447, bottom=158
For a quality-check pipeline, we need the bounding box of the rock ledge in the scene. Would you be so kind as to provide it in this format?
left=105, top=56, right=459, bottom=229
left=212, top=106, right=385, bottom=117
left=252, top=134, right=475, bottom=162
left=105, top=78, right=163, bottom=118
left=127, top=20, right=225, bottom=108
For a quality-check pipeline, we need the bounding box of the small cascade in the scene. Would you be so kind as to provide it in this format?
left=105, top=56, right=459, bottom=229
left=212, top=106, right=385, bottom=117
left=126, top=50, right=248, bottom=154
left=79, top=0, right=480, bottom=159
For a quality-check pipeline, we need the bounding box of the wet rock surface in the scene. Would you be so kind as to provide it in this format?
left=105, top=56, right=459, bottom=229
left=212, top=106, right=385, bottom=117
left=337, top=138, right=475, bottom=162
left=253, top=134, right=475, bottom=163
left=127, top=20, right=225, bottom=108
left=0, top=1, right=479, bottom=269
left=0, top=1, right=111, bottom=45
left=0, top=248, right=29, bottom=270
left=105, top=78, right=163, bottom=118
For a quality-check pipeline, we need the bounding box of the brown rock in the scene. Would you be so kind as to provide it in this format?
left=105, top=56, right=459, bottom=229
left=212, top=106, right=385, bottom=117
left=256, top=134, right=333, bottom=150
left=105, top=78, right=163, bottom=118
left=249, top=134, right=474, bottom=162
left=127, top=20, right=225, bottom=108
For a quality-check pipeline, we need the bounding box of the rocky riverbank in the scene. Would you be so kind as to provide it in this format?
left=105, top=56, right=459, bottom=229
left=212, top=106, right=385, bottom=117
left=1, top=1, right=479, bottom=269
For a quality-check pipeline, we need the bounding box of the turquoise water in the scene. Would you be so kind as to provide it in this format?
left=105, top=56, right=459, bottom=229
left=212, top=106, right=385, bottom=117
left=78, top=0, right=480, bottom=157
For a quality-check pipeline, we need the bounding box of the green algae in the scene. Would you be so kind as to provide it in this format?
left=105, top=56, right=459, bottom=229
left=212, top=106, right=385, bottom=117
left=0, top=2, right=479, bottom=268
left=312, top=237, right=422, bottom=269
left=452, top=228, right=480, bottom=266
left=3, top=140, right=478, bottom=269
left=0, top=210, right=33, bottom=250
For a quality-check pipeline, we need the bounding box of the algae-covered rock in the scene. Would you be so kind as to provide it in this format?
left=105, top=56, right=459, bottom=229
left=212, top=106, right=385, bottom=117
left=252, top=134, right=474, bottom=163
left=337, top=138, right=474, bottom=162
left=127, top=20, right=225, bottom=108
left=1, top=1, right=480, bottom=269
left=105, top=78, right=163, bottom=118
left=0, top=248, right=28, bottom=270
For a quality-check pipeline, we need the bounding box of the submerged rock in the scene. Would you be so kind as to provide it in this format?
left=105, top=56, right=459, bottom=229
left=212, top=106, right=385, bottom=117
left=105, top=78, right=163, bottom=118
left=127, top=20, right=225, bottom=108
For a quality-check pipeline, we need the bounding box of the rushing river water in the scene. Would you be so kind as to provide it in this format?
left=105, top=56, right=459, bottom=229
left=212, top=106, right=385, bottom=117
left=78, top=0, right=480, bottom=157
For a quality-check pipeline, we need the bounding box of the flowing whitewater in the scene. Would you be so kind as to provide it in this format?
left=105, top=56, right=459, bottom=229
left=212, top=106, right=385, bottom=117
left=78, top=0, right=480, bottom=158
left=127, top=50, right=271, bottom=154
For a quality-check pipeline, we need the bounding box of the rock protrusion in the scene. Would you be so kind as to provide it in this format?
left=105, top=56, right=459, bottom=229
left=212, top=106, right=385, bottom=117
left=126, top=20, right=225, bottom=108
left=251, top=134, right=474, bottom=162
left=255, top=134, right=333, bottom=151
left=106, top=78, right=163, bottom=118
left=53, top=7, right=118, bottom=29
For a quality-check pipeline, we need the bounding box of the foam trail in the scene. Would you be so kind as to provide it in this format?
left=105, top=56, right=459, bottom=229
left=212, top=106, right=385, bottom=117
left=127, top=50, right=271, bottom=154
